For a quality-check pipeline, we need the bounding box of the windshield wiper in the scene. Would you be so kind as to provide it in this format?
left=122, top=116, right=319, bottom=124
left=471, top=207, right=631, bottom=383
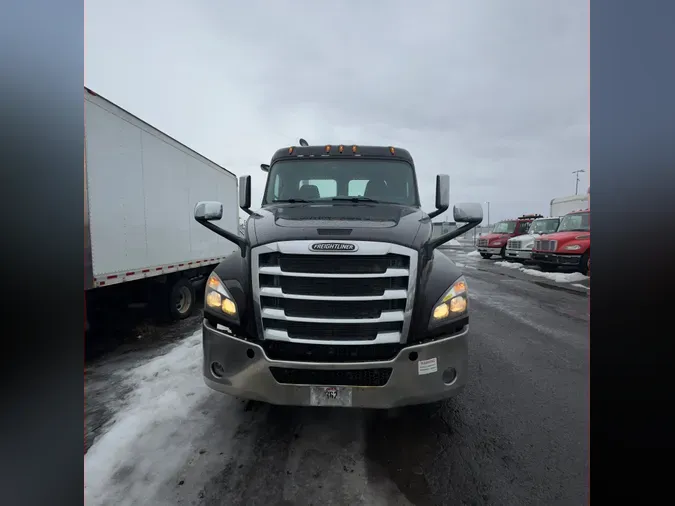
left=273, top=198, right=312, bottom=203
left=331, top=197, right=380, bottom=203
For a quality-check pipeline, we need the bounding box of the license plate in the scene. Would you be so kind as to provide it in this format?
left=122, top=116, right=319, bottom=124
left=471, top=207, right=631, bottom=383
left=309, top=386, right=353, bottom=407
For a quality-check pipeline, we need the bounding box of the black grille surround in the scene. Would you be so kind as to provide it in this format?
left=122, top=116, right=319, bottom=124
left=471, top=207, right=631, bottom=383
left=253, top=243, right=416, bottom=345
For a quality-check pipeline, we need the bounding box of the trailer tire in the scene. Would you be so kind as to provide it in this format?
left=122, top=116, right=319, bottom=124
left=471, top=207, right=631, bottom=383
left=480, top=253, right=492, bottom=259
left=169, top=277, right=196, bottom=320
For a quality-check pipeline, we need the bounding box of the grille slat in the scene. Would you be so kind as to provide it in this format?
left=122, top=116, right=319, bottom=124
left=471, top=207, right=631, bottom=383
left=262, top=275, right=408, bottom=297
left=269, top=367, right=393, bottom=386
left=262, top=297, right=406, bottom=319
left=263, top=319, right=401, bottom=341
left=261, top=253, right=409, bottom=274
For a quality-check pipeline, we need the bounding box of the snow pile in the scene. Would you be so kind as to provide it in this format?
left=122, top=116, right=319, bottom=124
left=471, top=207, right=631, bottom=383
left=439, top=239, right=462, bottom=248
left=494, top=261, right=521, bottom=270
left=520, top=268, right=588, bottom=283
left=466, top=250, right=481, bottom=257
left=85, top=331, right=211, bottom=506
left=494, top=261, right=589, bottom=284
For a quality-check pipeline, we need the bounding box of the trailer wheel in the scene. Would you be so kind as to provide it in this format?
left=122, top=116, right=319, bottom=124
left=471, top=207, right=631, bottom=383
left=480, top=253, right=492, bottom=259
left=168, top=277, right=196, bottom=320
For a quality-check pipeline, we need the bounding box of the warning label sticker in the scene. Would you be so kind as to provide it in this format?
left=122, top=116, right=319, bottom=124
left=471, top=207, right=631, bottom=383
left=418, top=357, right=438, bottom=375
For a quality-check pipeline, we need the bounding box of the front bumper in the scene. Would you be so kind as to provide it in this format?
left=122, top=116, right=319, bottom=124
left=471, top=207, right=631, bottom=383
left=477, top=247, right=502, bottom=255
left=531, top=252, right=582, bottom=266
left=202, top=320, right=469, bottom=409
left=505, top=249, right=532, bottom=260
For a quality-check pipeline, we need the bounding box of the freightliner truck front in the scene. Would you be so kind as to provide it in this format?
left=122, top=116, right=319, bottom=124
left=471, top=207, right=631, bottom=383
left=193, top=142, right=483, bottom=408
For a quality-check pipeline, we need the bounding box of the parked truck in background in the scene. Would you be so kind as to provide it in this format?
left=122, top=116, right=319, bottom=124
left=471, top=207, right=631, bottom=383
left=531, top=208, right=590, bottom=274
left=475, top=214, right=542, bottom=259
left=505, top=216, right=561, bottom=262
left=84, top=87, right=238, bottom=333
left=550, top=194, right=589, bottom=217
left=193, top=142, right=483, bottom=409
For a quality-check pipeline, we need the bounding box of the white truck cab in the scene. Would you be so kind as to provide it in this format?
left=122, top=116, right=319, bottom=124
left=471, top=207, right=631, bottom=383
left=505, top=217, right=561, bottom=262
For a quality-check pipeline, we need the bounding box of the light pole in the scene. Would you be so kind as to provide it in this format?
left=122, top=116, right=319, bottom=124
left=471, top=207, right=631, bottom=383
left=485, top=201, right=490, bottom=227
left=573, top=169, right=586, bottom=195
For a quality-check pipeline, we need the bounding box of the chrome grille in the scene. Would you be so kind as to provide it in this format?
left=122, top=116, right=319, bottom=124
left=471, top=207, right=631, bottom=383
left=534, top=239, right=557, bottom=251
left=509, top=240, right=521, bottom=249
left=252, top=241, right=417, bottom=345
left=477, top=238, right=488, bottom=247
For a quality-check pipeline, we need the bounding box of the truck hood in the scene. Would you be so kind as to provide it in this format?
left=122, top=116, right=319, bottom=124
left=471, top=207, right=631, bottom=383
left=480, top=233, right=512, bottom=243
left=508, top=233, right=538, bottom=245
left=249, top=203, right=428, bottom=249
left=508, top=232, right=558, bottom=245
left=542, top=231, right=591, bottom=244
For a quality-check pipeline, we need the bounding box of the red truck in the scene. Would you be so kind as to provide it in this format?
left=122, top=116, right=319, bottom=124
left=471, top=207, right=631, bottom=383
left=476, top=214, right=542, bottom=259
left=531, top=209, right=590, bottom=274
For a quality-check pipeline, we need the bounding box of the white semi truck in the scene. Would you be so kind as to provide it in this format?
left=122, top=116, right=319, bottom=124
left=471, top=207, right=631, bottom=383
left=84, top=87, right=238, bottom=331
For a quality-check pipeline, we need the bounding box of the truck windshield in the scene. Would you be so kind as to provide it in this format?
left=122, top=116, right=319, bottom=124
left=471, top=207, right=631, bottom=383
left=558, top=212, right=590, bottom=232
left=530, top=218, right=560, bottom=234
left=262, top=159, right=419, bottom=206
left=492, top=221, right=516, bottom=234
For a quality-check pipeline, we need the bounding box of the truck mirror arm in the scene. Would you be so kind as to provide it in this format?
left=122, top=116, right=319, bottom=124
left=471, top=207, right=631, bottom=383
left=426, top=220, right=481, bottom=254
left=195, top=218, right=248, bottom=258
left=427, top=204, right=449, bottom=220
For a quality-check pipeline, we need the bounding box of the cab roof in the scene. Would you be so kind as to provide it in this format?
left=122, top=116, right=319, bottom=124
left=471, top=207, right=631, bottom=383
left=270, top=144, right=414, bottom=165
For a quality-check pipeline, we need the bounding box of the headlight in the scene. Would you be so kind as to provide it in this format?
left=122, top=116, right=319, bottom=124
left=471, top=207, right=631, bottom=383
left=205, top=272, right=238, bottom=318
left=563, top=244, right=581, bottom=251
left=430, top=276, right=468, bottom=325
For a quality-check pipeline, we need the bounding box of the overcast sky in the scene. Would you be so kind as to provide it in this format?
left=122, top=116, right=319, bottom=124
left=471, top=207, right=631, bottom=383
left=85, top=0, right=588, bottom=224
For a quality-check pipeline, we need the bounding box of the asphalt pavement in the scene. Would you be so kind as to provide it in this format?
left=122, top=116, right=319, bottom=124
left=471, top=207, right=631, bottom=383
left=85, top=245, right=589, bottom=506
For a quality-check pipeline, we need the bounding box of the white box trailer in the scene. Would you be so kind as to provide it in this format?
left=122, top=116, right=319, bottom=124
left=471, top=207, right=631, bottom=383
left=549, top=194, right=589, bottom=217
left=84, top=87, right=238, bottom=324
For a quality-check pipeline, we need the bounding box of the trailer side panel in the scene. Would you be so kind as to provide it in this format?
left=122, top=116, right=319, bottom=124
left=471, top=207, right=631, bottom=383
left=84, top=90, right=237, bottom=282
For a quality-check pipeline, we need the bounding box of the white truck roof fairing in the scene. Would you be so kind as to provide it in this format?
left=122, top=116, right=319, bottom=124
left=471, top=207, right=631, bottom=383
left=550, top=194, right=589, bottom=217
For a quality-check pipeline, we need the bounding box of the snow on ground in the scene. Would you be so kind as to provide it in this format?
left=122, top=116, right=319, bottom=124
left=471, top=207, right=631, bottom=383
left=571, top=283, right=590, bottom=290
left=85, top=331, right=212, bottom=506
left=466, top=250, right=481, bottom=257
left=448, top=239, right=461, bottom=247
left=494, top=261, right=521, bottom=270
left=494, top=261, right=589, bottom=283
